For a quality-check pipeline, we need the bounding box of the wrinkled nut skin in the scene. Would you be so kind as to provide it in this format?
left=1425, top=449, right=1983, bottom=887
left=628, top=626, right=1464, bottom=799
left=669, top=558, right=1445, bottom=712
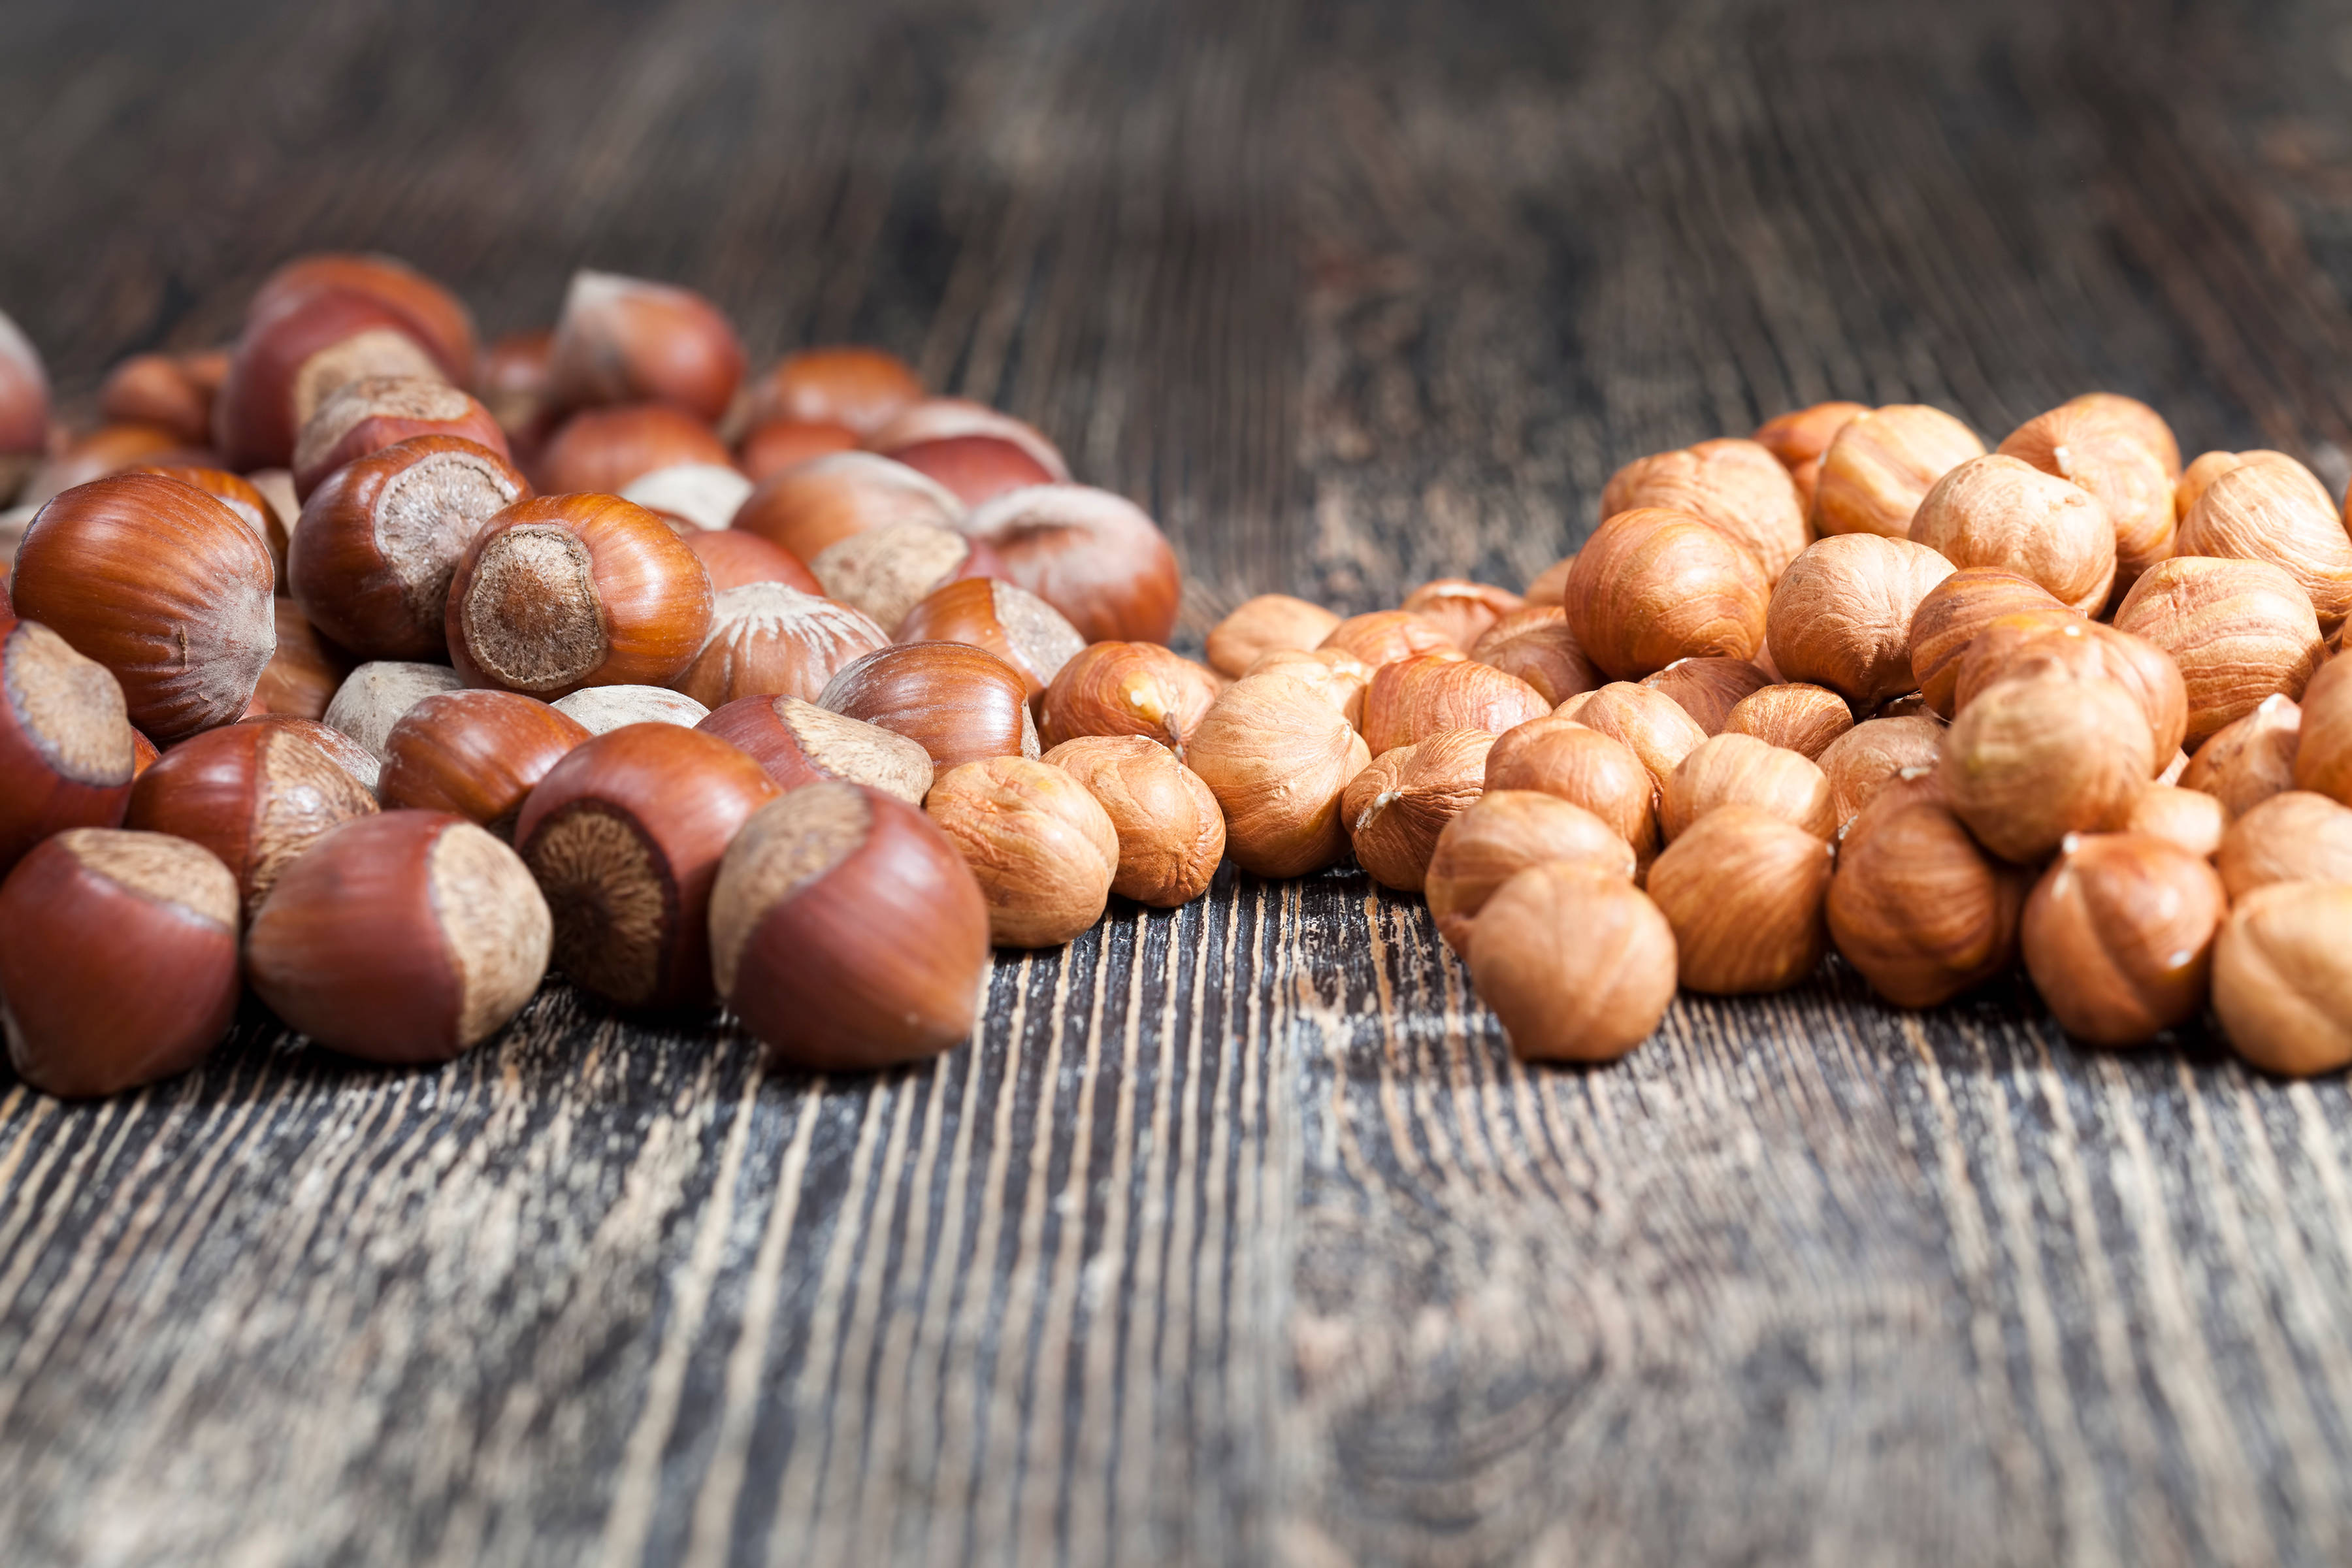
left=1424, top=790, right=1636, bottom=957
left=1810, top=404, right=1986, bottom=539
left=1039, top=641, right=1221, bottom=755
left=380, top=689, right=593, bottom=836
left=544, top=270, right=745, bottom=425
left=1469, top=606, right=1602, bottom=707
left=14, top=474, right=278, bottom=742
left=2113, top=555, right=2325, bottom=745
left=1754, top=401, right=1869, bottom=504
left=1767, top=533, right=1957, bottom=708
left=951, top=485, right=1181, bottom=645
left=2063, top=393, right=2181, bottom=478
left=246, top=810, right=551, bottom=1063
left=1722, top=683, right=1855, bottom=760
left=1207, top=594, right=1344, bottom=678
left=696, top=694, right=934, bottom=804
left=0, top=829, right=241, bottom=1099
left=536, top=403, right=734, bottom=495
left=1907, top=570, right=2071, bottom=719
left=1564, top=508, right=1770, bottom=679
left=1661, top=733, right=1836, bottom=841
left=1466, top=864, right=1676, bottom=1064
left=1341, top=728, right=1496, bottom=892
left=1940, top=673, right=2155, bottom=864
left=126, top=719, right=380, bottom=918
left=2183, top=695, right=2302, bottom=817
left=1399, top=580, right=1526, bottom=651
left=1640, top=657, right=1772, bottom=735
left=290, top=376, right=511, bottom=500
left=2213, top=791, right=2352, bottom=900
left=2022, top=832, right=2227, bottom=1045
left=730, top=451, right=964, bottom=564
left=1523, top=555, right=1576, bottom=607
left=214, top=287, right=448, bottom=471
left=925, top=755, right=1119, bottom=947
left=744, top=347, right=923, bottom=436
left=1361, top=653, right=1550, bottom=754
left=709, top=783, right=988, bottom=1070
left=1481, top=717, right=1659, bottom=869
left=1043, top=735, right=1226, bottom=906
left=895, top=576, right=1085, bottom=702
left=683, top=528, right=821, bottom=595
left=2212, top=883, right=2352, bottom=1077
left=2174, top=450, right=2327, bottom=524
left=1186, top=672, right=1371, bottom=877
left=1601, top=438, right=1810, bottom=580
left=1952, top=618, right=2188, bottom=767
left=1646, top=806, right=1834, bottom=994
left=676, top=583, right=890, bottom=709
left=0, top=621, right=138, bottom=872
left=1242, top=647, right=1373, bottom=730
left=1827, top=792, right=2027, bottom=1008
left=1553, top=681, right=1708, bottom=789
left=2178, top=458, right=2352, bottom=632
left=1998, top=403, right=2177, bottom=585
left=817, top=642, right=1038, bottom=774
left=2296, top=658, right=2352, bottom=806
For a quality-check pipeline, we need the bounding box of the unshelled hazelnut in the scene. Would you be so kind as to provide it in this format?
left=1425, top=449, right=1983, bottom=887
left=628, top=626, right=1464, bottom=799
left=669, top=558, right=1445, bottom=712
left=214, top=287, right=448, bottom=470
left=1361, top=652, right=1550, bottom=754
left=0, top=310, right=46, bottom=504
left=738, top=419, right=859, bottom=481
left=2061, top=392, right=2180, bottom=477
left=1398, top=579, right=1526, bottom=650
left=544, top=270, right=743, bottom=424
left=289, top=375, right=509, bottom=499
left=2021, top=832, right=2226, bottom=1044
left=2295, top=657, right=2352, bottom=805
left=2174, top=449, right=2325, bottom=523
left=248, top=810, right=549, bottom=1060
left=953, top=485, right=1181, bottom=645
left=0, top=828, right=240, bottom=1098
left=379, top=689, right=593, bottom=836
left=730, top=451, right=964, bottom=563
left=2178, top=457, right=2352, bottom=631
left=1480, top=716, right=1659, bottom=867
left=743, top=347, right=923, bottom=436
left=2212, top=882, right=2352, bottom=1076
left=1766, top=533, right=1957, bottom=707
left=926, top=755, right=1119, bottom=946
left=1207, top=594, right=1344, bottom=678
left=2213, top=791, right=2352, bottom=899
left=2120, top=783, right=2229, bottom=859
left=709, top=783, right=989, bottom=1068
left=1318, top=610, right=1457, bottom=666
left=1522, top=553, right=1576, bottom=607
left=1816, top=715, right=1947, bottom=828
left=322, top=660, right=467, bottom=768
left=619, top=461, right=755, bottom=532
left=480, top=329, right=551, bottom=436
left=1910, top=455, right=2115, bottom=613
left=1467, top=605, right=1601, bottom=706
left=1240, top=647, right=1373, bottom=729
left=1951, top=617, right=2188, bottom=766
left=1753, top=401, right=1868, bottom=505
left=1564, top=507, right=1769, bottom=678
left=1646, top=806, right=1833, bottom=993
left=817, top=641, right=1039, bottom=774
left=2182, top=694, right=2301, bottom=817
left=1185, top=672, right=1371, bottom=877
left=0, top=621, right=138, bottom=870
left=869, top=399, right=1070, bottom=504
left=1810, top=404, right=1985, bottom=538
left=250, top=714, right=380, bottom=794
left=1341, top=728, right=1495, bottom=892
left=1423, top=790, right=1637, bottom=956
left=1940, top=672, right=2154, bottom=862
left=127, top=465, right=291, bottom=585
left=446, top=493, right=714, bottom=697
left=810, top=519, right=996, bottom=632
left=1465, top=864, right=1676, bottom=1063
left=1039, top=640, right=1220, bottom=754
left=245, top=253, right=476, bottom=386
left=698, top=694, right=934, bottom=803
left=98, top=352, right=214, bottom=446
left=19, top=424, right=215, bottom=513
left=1043, top=735, right=1226, bottom=906
left=13, top=474, right=277, bottom=740
left=1600, top=438, right=1809, bottom=580
left=2112, top=555, right=2325, bottom=745
left=552, top=685, right=710, bottom=734
left=1661, top=733, right=1835, bottom=841
left=1554, top=681, right=1708, bottom=787
left=1906, top=569, right=2070, bottom=717
left=536, top=403, right=733, bottom=495
left=1997, top=402, right=2176, bottom=584
left=127, top=717, right=378, bottom=917
left=675, top=583, right=889, bottom=709
left=680, top=527, right=821, bottom=595
left=1827, top=790, right=2026, bottom=1007
left=1640, top=656, right=1772, bottom=735
left=1722, top=683, right=1855, bottom=760
left=896, top=576, right=1085, bottom=702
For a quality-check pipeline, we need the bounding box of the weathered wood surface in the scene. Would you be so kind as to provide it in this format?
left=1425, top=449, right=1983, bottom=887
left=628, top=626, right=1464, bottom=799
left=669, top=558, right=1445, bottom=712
left=5, top=0, right=2352, bottom=1562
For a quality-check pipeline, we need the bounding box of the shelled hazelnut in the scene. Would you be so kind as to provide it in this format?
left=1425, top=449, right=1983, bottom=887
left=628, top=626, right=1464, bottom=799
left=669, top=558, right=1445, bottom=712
left=730, top=451, right=964, bottom=563
left=536, top=404, right=734, bottom=495
left=1950, top=618, right=2188, bottom=766
left=1465, top=864, right=1676, bottom=1062
left=1423, top=791, right=1636, bottom=956
left=953, top=485, right=1181, bottom=644
left=1480, top=716, right=1659, bottom=868
left=2181, top=694, right=2301, bottom=817
left=2112, top=555, right=2325, bottom=745
left=680, top=527, right=822, bottom=595
left=544, top=270, right=743, bottom=424
left=698, top=695, right=934, bottom=803
left=1341, top=728, right=1496, bottom=892
left=1207, top=594, right=1345, bottom=678
left=1552, top=681, right=1707, bottom=787
left=551, top=685, right=710, bottom=734
left=2121, top=784, right=2229, bottom=859
left=2213, top=791, right=2352, bottom=898
left=896, top=576, right=1085, bottom=702
left=1185, top=672, right=1369, bottom=877
left=1910, top=455, right=2115, bottom=613
left=1240, top=647, right=1373, bottom=729
left=1640, top=656, right=1772, bottom=735
left=2211, top=883, right=2352, bottom=1076
left=1601, top=438, right=1809, bottom=580
left=1997, top=402, right=2176, bottom=584
left=1522, top=554, right=1576, bottom=607
left=2294, top=658, right=2352, bottom=805
left=2021, top=832, right=2226, bottom=1044
left=2178, top=457, right=2352, bottom=631
left=1660, top=733, right=1835, bottom=841
left=1810, top=404, right=1985, bottom=539
left=1906, top=570, right=2071, bottom=717
left=1753, top=401, right=1867, bottom=506
left=127, top=717, right=378, bottom=917
left=1827, top=789, right=2026, bottom=1007
left=1398, top=580, right=1525, bottom=650
left=817, top=642, right=1038, bottom=773
left=1722, top=683, right=1855, bottom=760
left=809, top=520, right=997, bottom=633
left=1361, top=653, right=1549, bottom=754
left=674, top=583, right=889, bottom=709
left=2173, top=449, right=2327, bottom=523
left=1939, top=672, right=2155, bottom=863
left=1318, top=610, right=1456, bottom=666
left=1646, top=806, right=1834, bottom=994
left=1039, top=641, right=1220, bottom=754
left=1564, top=507, right=1769, bottom=678
left=926, top=755, right=1119, bottom=946
left=0, top=621, right=139, bottom=870
left=1467, top=606, right=1601, bottom=706
left=321, top=660, right=466, bottom=766
left=290, top=376, right=509, bottom=498
left=1043, top=735, right=1224, bottom=907
left=1767, top=533, right=1957, bottom=707
left=619, top=461, right=755, bottom=532
left=2061, top=392, right=2180, bottom=477
left=1816, top=716, right=1947, bottom=828
left=379, top=689, right=593, bottom=836
left=214, top=287, right=448, bottom=470
left=743, top=346, right=923, bottom=436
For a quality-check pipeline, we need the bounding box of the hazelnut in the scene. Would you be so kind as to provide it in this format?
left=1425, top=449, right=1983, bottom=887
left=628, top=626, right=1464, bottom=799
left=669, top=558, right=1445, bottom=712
left=1523, top=553, right=1576, bottom=606
left=675, top=583, right=889, bottom=708
left=1563, top=507, right=1769, bottom=678
left=515, top=722, right=779, bottom=1007
left=244, top=715, right=378, bottom=794
left=446, top=494, right=715, bottom=698
left=1206, top=594, right=1344, bottom=678
left=1951, top=617, right=2188, bottom=765
left=1600, top=438, right=1809, bottom=580
left=1767, top=534, right=1956, bottom=706
left=1043, top=735, right=1226, bottom=906
left=1906, top=570, right=2070, bottom=717
left=99, top=353, right=214, bottom=446
left=1480, top=716, right=1659, bottom=868
left=697, top=694, right=934, bottom=804
left=1909, top=455, right=2115, bottom=613
left=2174, top=450, right=2326, bottom=522
left=1552, top=681, right=1707, bottom=787
left=1817, top=715, right=1948, bottom=827
left=291, top=434, right=531, bottom=661
left=2112, top=556, right=2325, bottom=744
left=0, top=310, right=45, bottom=504
left=480, top=329, right=551, bottom=437
left=1753, top=401, right=1869, bottom=504
left=1424, top=790, right=1637, bottom=956
left=13, top=474, right=277, bottom=740
left=2212, top=882, right=2352, bottom=1076
left=681, top=527, right=821, bottom=595
left=0, top=829, right=240, bottom=1098
left=551, top=685, right=710, bottom=734
left=1940, top=672, right=2155, bottom=862
left=1467, top=605, right=1601, bottom=706
left=127, top=464, right=291, bottom=585
left=817, top=642, right=1039, bottom=774
left=214, top=287, right=448, bottom=470
left=0, top=620, right=139, bottom=872
left=809, top=519, right=996, bottom=632
left=536, top=404, right=734, bottom=495
left=2294, top=657, right=2352, bottom=805
left=544, top=270, right=744, bottom=424
left=1997, top=403, right=2176, bottom=585
left=2121, top=784, right=2229, bottom=859
left=738, top=419, right=860, bottom=482
left=290, top=375, right=510, bottom=499
left=1039, top=640, right=1220, bottom=755
left=1640, top=656, right=1772, bottom=734
left=1661, top=733, right=1835, bottom=841
left=925, top=755, right=1119, bottom=946
left=2021, top=832, right=2226, bottom=1044
left=1465, top=864, right=1676, bottom=1063
left=1722, top=683, right=1855, bottom=760
left=895, top=576, right=1085, bottom=702
left=1318, top=610, right=1457, bottom=666
left=1362, top=653, right=1550, bottom=753
left=1341, top=728, right=1496, bottom=892
left=2178, top=459, right=2352, bottom=631
left=2181, top=694, right=2301, bottom=816
left=1827, top=791, right=2027, bottom=1007
left=709, top=783, right=988, bottom=1069
left=248, top=810, right=550, bottom=1061
left=869, top=399, right=1070, bottom=504
left=2061, top=392, right=2180, bottom=478
left=743, top=347, right=923, bottom=436
left=1184, top=672, right=1370, bottom=876
left=322, top=659, right=465, bottom=768
left=1646, top=806, right=1834, bottom=993
left=730, top=451, right=964, bottom=563
left=953, top=485, right=1181, bottom=645
left=379, top=689, right=593, bottom=836
left=246, top=254, right=476, bottom=386
left=1240, top=647, right=1372, bottom=729
left=2213, top=791, right=2352, bottom=899
left=1398, top=579, right=1525, bottom=650
left=1810, top=404, right=1985, bottom=538
left=247, top=600, right=353, bottom=722
left=618, top=461, right=754, bottom=532
left=126, top=717, right=378, bottom=918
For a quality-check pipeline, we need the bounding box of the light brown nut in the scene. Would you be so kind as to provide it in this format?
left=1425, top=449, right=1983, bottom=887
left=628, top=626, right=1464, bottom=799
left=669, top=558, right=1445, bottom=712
left=2181, top=694, right=2302, bottom=817
left=2112, top=555, right=2325, bottom=745
left=1660, top=733, right=1835, bottom=842
left=1038, top=641, right=1220, bottom=756
left=1817, top=715, right=1946, bottom=828
left=1360, top=653, right=1550, bottom=755
left=1481, top=716, right=1659, bottom=869
left=1318, top=610, right=1456, bottom=667
left=2178, top=457, right=2352, bottom=632
left=2212, top=882, right=2352, bottom=1077
left=1809, top=404, right=1985, bottom=539
left=1646, top=806, right=1834, bottom=994
left=1998, top=403, right=2177, bottom=586
left=1399, top=579, right=1524, bottom=650
left=1767, top=533, right=1957, bottom=706
left=1186, top=672, right=1371, bottom=877
left=1827, top=791, right=2027, bottom=1007
left=1465, top=864, right=1676, bottom=1063
left=1424, top=789, right=1637, bottom=958
left=1906, top=568, right=2071, bottom=718
left=1554, top=681, right=1708, bottom=789
left=1468, top=605, right=1602, bottom=706
left=2119, top=785, right=2228, bottom=860
left=2289, top=646, right=2352, bottom=806
left=925, top=755, right=1119, bottom=947
left=2021, top=832, right=2227, bottom=1045
left=1241, top=647, right=1372, bottom=730
left=1722, top=683, right=1855, bottom=760
left=1910, top=454, right=2115, bottom=613
left=1950, top=617, right=2187, bottom=767
left=1599, top=438, right=1808, bottom=580
left=1639, top=656, right=1772, bottom=736
left=2213, top=791, right=2352, bottom=900
left=1206, top=594, right=1342, bottom=678
left=1341, top=728, right=1496, bottom=893
left=1564, top=507, right=1769, bottom=679
left=1939, top=672, right=2155, bottom=864
left=1043, top=735, right=1225, bottom=907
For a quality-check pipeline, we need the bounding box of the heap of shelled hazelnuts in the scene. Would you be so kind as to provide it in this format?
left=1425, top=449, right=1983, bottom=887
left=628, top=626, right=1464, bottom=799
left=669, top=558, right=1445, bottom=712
left=0, top=258, right=2347, bottom=1102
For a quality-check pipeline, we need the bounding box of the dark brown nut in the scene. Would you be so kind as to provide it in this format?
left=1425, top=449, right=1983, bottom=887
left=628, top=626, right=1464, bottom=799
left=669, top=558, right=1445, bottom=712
left=1565, top=507, right=1770, bottom=678
left=2112, top=556, right=2326, bottom=745
left=1468, top=605, right=1602, bottom=706
left=2174, top=449, right=2326, bottom=523
left=290, top=376, right=510, bottom=499
left=739, top=419, right=860, bottom=482
left=379, top=689, right=593, bottom=836
left=1907, top=570, right=2072, bottom=717
left=2178, top=458, right=2352, bottom=632
left=1465, top=864, right=1676, bottom=1063
left=1240, top=647, right=1373, bottom=729
left=869, top=398, right=1070, bottom=505
left=446, top=494, right=715, bottom=698
left=710, top=783, right=988, bottom=1070
left=1661, top=733, right=1835, bottom=841
left=1341, top=728, right=1496, bottom=892
left=1554, top=681, right=1708, bottom=789
left=953, top=485, right=1181, bottom=645
left=322, top=660, right=465, bottom=768
left=1039, top=641, right=1220, bottom=755
left=2061, top=393, right=2180, bottom=478
left=1753, top=401, right=1869, bottom=506
left=1910, top=455, right=2115, bottom=613
left=1601, top=438, right=1810, bottom=580
left=125, top=464, right=291, bottom=585
left=730, top=451, right=964, bottom=563
left=480, top=329, right=551, bottom=436
left=1766, top=534, right=1957, bottom=707
left=2022, top=832, right=2226, bottom=1045
left=2212, top=883, right=2352, bottom=1076
left=1640, top=656, right=1772, bottom=735
left=1952, top=617, right=2189, bottom=767
left=896, top=576, right=1085, bottom=702
left=743, top=347, right=923, bottom=436
left=675, top=583, right=889, bottom=709
left=681, top=528, right=821, bottom=595
left=544, top=270, right=744, bottom=423
left=1424, top=790, right=1636, bottom=957
left=1522, top=553, right=1576, bottom=606
left=13, top=474, right=277, bottom=741
left=697, top=694, right=934, bottom=803
left=1481, top=716, right=1659, bottom=869
left=2213, top=791, right=2352, bottom=899
left=1722, top=683, right=1855, bottom=760
left=2295, top=657, right=2352, bottom=806
left=1940, top=672, right=2155, bottom=863
left=1043, top=735, right=1225, bottom=907
left=246, top=253, right=476, bottom=387
left=1206, top=594, right=1344, bottom=678
left=214, top=287, right=447, bottom=471
left=618, top=461, right=754, bottom=532
left=2121, top=784, right=2229, bottom=859
left=2182, top=694, right=2302, bottom=817
left=126, top=718, right=378, bottom=918
left=1817, top=715, right=1946, bottom=828
left=1810, top=404, right=1985, bottom=538
left=1185, top=672, right=1370, bottom=877
left=817, top=642, right=1039, bottom=775
left=248, top=810, right=548, bottom=1062
left=99, top=353, right=214, bottom=446
left=809, top=519, right=997, bottom=632
left=1827, top=791, right=2027, bottom=1007
left=1318, top=610, right=1457, bottom=666
left=536, top=404, right=734, bottom=495
left=0, top=828, right=240, bottom=1097
left=926, top=755, right=1119, bottom=946
left=1647, top=806, right=1834, bottom=994
left=1998, top=403, right=2176, bottom=585
left=19, top=423, right=214, bottom=512
left=1399, top=579, right=1525, bottom=651
left=1362, top=652, right=1550, bottom=754
left=0, top=621, right=138, bottom=872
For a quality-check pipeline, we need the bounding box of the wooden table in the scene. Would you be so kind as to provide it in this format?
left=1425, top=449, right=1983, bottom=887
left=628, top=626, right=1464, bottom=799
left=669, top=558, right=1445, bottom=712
left=6, top=0, right=2352, bottom=1562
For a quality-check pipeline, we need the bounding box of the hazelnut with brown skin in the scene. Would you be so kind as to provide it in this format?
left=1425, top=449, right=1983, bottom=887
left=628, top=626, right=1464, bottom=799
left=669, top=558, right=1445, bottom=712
left=1816, top=715, right=1948, bottom=828
left=730, top=451, right=964, bottom=564
left=926, top=755, right=1119, bottom=947
left=810, top=519, right=998, bottom=632
left=1910, top=455, right=2115, bottom=613
left=2213, top=791, right=2352, bottom=899
left=1481, top=716, right=1659, bottom=868
left=0, top=621, right=139, bottom=872
left=2181, top=694, right=2302, bottom=817
left=126, top=717, right=379, bottom=919
left=1206, top=594, right=1344, bottom=678
left=1722, top=683, right=1855, bottom=761
left=2063, top=393, right=2180, bottom=478
left=1600, top=438, right=1810, bottom=580
left=2295, top=657, right=2352, bottom=806
left=289, top=376, right=511, bottom=499
left=2121, top=784, right=2229, bottom=859
left=1468, top=605, right=1601, bottom=706
left=1553, top=681, right=1708, bottom=788
left=379, top=689, right=593, bottom=837
left=214, top=287, right=449, bottom=471
left=1399, top=580, right=1524, bottom=650
left=895, top=577, right=1085, bottom=702
left=1361, top=653, right=1550, bottom=754
left=244, top=254, right=476, bottom=387
left=1466, top=864, right=1676, bottom=1064
left=817, top=642, right=1039, bottom=774
left=1186, top=672, right=1371, bottom=877
left=1767, top=533, right=1957, bottom=708
left=1997, top=402, right=2176, bottom=585
left=1565, top=508, right=1770, bottom=678
left=1241, top=647, right=1372, bottom=729
left=951, top=485, right=1182, bottom=645
left=1424, top=790, right=1637, bottom=956
left=1039, top=641, right=1222, bottom=755
left=1661, top=733, right=1836, bottom=841
left=1646, top=806, right=1835, bottom=994
left=2174, top=449, right=2327, bottom=523
left=697, top=694, right=934, bottom=804
left=1906, top=570, right=2072, bottom=717
left=1640, top=657, right=1773, bottom=735
left=1951, top=617, right=2188, bottom=766
left=544, top=270, right=744, bottom=424
left=1940, top=672, right=2155, bottom=863
left=1827, top=789, right=2027, bottom=1007
left=1341, top=728, right=1496, bottom=892
left=480, top=329, right=551, bottom=438
left=1522, top=554, right=1576, bottom=607
left=1753, top=401, right=1868, bottom=506
left=1810, top=404, right=1985, bottom=538
left=2021, top=832, right=2227, bottom=1045
left=2112, top=555, right=2325, bottom=745
left=2212, top=883, right=2352, bottom=1077
left=536, top=404, right=734, bottom=495
left=2178, top=457, right=2352, bottom=632
left=674, top=583, right=889, bottom=710
left=1318, top=610, right=1457, bottom=667
left=1044, top=736, right=1225, bottom=907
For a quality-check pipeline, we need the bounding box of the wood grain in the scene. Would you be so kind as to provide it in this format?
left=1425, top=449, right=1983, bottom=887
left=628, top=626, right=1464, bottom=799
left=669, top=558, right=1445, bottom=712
left=6, top=0, right=2352, bottom=1563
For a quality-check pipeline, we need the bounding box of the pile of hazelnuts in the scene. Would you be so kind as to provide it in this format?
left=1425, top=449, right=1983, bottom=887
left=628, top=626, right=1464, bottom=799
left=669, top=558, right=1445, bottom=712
left=0, top=261, right=2345, bottom=1102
